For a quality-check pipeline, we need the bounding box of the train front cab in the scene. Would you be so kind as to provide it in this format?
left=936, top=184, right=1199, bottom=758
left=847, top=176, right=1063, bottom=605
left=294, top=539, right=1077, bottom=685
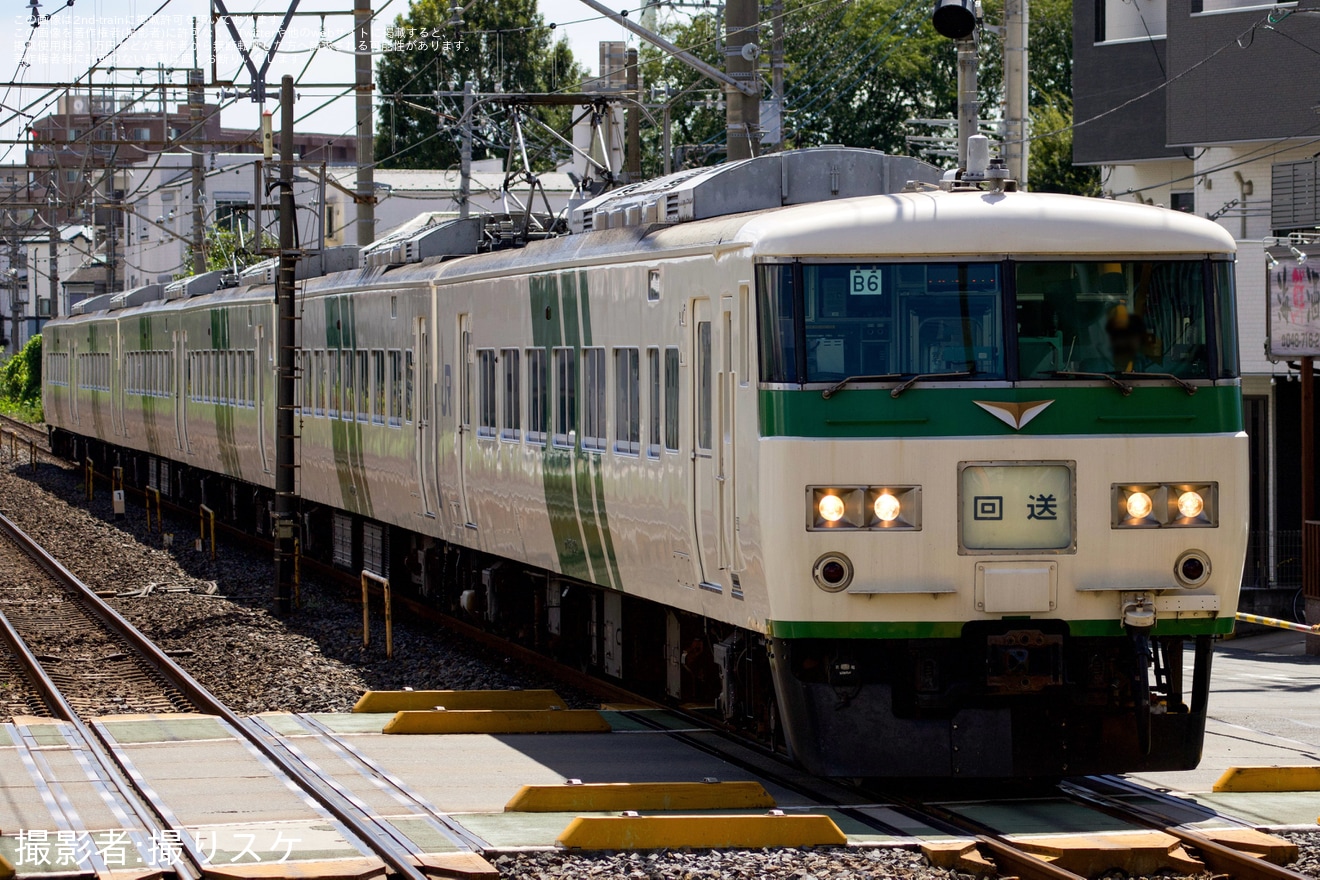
left=753, top=253, right=1246, bottom=778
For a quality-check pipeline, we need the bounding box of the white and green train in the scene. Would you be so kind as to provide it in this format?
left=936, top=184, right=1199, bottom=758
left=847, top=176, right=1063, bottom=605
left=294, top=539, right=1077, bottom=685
left=42, top=147, right=1247, bottom=777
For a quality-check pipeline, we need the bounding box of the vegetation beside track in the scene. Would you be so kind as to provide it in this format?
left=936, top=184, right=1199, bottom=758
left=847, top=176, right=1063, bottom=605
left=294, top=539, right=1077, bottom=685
left=0, top=335, right=42, bottom=422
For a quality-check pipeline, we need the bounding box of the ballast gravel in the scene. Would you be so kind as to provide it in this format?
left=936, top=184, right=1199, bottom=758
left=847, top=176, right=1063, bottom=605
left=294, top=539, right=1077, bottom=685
left=1, top=441, right=1318, bottom=880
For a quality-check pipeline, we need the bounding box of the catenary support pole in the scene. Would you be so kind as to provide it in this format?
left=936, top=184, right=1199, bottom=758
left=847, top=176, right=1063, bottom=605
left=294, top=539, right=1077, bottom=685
left=1003, top=0, right=1029, bottom=187
left=626, top=48, right=641, bottom=182
left=957, top=36, right=978, bottom=168
left=354, top=0, right=375, bottom=247
left=274, top=75, right=300, bottom=615
left=459, top=81, right=473, bottom=220
left=725, top=0, right=760, bottom=161
left=190, top=69, right=206, bottom=275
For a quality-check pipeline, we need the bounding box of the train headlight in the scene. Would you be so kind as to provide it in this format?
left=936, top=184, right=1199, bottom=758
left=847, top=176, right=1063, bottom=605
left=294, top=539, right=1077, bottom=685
left=1177, top=491, right=1204, bottom=519
left=1114, top=484, right=1161, bottom=527
left=808, top=486, right=921, bottom=530
left=1126, top=491, right=1153, bottom=520
left=1113, top=482, right=1217, bottom=528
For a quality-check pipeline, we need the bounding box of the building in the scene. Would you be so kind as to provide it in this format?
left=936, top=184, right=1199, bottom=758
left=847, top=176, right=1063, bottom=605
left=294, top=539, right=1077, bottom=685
left=1073, top=0, right=1320, bottom=614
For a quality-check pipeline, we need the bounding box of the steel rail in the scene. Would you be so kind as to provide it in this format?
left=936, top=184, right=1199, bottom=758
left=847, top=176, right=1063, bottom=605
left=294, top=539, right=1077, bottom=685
left=0, top=514, right=206, bottom=880
left=0, top=509, right=435, bottom=880
left=1060, top=777, right=1313, bottom=880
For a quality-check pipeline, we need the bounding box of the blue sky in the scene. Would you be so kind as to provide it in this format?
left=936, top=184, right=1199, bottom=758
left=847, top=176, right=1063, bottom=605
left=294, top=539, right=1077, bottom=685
left=2, top=0, right=649, bottom=159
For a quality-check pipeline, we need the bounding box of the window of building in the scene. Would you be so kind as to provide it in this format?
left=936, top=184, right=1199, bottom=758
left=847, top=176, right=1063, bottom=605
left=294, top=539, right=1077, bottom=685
left=1097, top=0, right=1166, bottom=41
left=1170, top=191, right=1194, bottom=213
left=553, top=347, right=576, bottom=448
left=664, top=346, right=680, bottom=452
left=527, top=347, right=547, bottom=445
left=614, top=347, right=640, bottom=455
left=582, top=347, right=606, bottom=452
left=478, top=348, right=497, bottom=436
left=501, top=348, right=520, bottom=440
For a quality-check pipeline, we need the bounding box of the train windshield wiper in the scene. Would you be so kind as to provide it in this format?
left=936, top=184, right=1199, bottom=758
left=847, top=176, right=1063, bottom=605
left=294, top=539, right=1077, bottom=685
left=821, top=373, right=903, bottom=399
left=889, top=370, right=974, bottom=399
left=1117, top=371, right=1197, bottom=395
left=1049, top=370, right=1133, bottom=396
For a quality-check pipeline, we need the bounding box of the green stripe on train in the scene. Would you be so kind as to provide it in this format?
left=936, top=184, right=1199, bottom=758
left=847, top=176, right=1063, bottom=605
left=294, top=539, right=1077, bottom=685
left=766, top=616, right=1235, bottom=639
left=325, top=295, right=373, bottom=517
left=530, top=271, right=622, bottom=589
left=759, top=385, right=1243, bottom=438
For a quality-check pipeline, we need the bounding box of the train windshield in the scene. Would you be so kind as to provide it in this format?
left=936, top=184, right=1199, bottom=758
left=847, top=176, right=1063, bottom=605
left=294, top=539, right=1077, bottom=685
left=757, top=258, right=1234, bottom=384
left=1015, top=260, right=1219, bottom=380
left=757, top=262, right=1005, bottom=383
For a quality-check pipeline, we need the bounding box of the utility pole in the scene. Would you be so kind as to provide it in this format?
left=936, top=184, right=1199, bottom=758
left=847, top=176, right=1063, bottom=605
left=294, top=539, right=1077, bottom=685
left=1003, top=0, right=1029, bottom=187
left=273, top=74, right=299, bottom=616
left=625, top=48, right=641, bottom=182
left=354, top=0, right=375, bottom=247
left=459, top=81, right=474, bottom=220
left=724, top=0, right=760, bottom=160
left=190, top=69, right=207, bottom=275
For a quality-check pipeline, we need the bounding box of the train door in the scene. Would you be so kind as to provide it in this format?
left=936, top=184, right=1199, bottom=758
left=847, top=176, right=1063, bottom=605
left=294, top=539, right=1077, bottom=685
left=416, top=317, right=438, bottom=518
left=456, top=313, right=474, bottom=528
left=690, top=297, right=724, bottom=589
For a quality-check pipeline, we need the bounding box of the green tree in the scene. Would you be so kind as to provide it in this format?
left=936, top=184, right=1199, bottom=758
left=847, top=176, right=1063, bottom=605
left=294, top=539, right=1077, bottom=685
left=180, top=227, right=278, bottom=278
left=0, top=334, right=42, bottom=422
left=374, top=0, right=584, bottom=171
left=640, top=0, right=1096, bottom=193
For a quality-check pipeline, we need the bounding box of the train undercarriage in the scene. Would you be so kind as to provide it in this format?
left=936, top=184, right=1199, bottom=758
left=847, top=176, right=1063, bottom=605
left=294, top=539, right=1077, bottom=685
left=56, top=431, right=1209, bottom=781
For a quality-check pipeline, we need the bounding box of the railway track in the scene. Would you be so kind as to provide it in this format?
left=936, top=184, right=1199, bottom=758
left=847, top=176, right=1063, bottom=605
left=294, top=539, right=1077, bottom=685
left=5, top=420, right=1315, bottom=880
left=0, top=509, right=477, bottom=880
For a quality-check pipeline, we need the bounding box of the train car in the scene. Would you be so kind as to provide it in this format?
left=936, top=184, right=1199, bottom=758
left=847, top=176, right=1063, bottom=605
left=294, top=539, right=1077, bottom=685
left=43, top=147, right=1247, bottom=778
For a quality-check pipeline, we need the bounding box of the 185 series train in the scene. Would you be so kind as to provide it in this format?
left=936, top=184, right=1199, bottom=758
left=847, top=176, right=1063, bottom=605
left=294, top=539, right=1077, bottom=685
left=40, top=147, right=1246, bottom=777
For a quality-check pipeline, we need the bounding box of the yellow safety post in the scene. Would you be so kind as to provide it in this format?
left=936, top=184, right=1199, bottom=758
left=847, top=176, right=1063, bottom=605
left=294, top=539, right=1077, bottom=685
left=84, top=457, right=94, bottom=500
left=146, top=486, right=161, bottom=532
left=293, top=537, right=302, bottom=608
left=1234, top=612, right=1320, bottom=634
left=7, top=429, right=13, bottom=457
left=361, top=570, right=393, bottom=658
left=198, top=504, right=216, bottom=560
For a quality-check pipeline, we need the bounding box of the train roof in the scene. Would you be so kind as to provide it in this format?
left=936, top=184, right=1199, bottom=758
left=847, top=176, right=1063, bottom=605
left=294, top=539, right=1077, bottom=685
left=736, top=188, right=1238, bottom=259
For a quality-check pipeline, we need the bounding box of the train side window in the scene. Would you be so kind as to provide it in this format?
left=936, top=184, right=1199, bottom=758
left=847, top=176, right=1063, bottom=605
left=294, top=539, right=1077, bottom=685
left=404, top=349, right=414, bottom=423
left=477, top=348, right=497, bottom=437
left=696, top=322, right=712, bottom=451
left=582, top=347, right=607, bottom=452
left=647, top=347, right=660, bottom=458
left=664, top=347, right=679, bottom=452
left=373, top=350, right=387, bottom=425
left=311, top=351, right=324, bottom=416
left=327, top=350, right=339, bottom=418
left=342, top=351, right=354, bottom=421
left=246, top=351, right=254, bottom=406
left=552, top=347, right=576, bottom=448
left=357, top=350, right=370, bottom=422
left=501, top=348, right=520, bottom=441
left=527, top=347, right=547, bottom=445
left=614, top=347, right=640, bottom=455
left=390, top=350, right=403, bottom=426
